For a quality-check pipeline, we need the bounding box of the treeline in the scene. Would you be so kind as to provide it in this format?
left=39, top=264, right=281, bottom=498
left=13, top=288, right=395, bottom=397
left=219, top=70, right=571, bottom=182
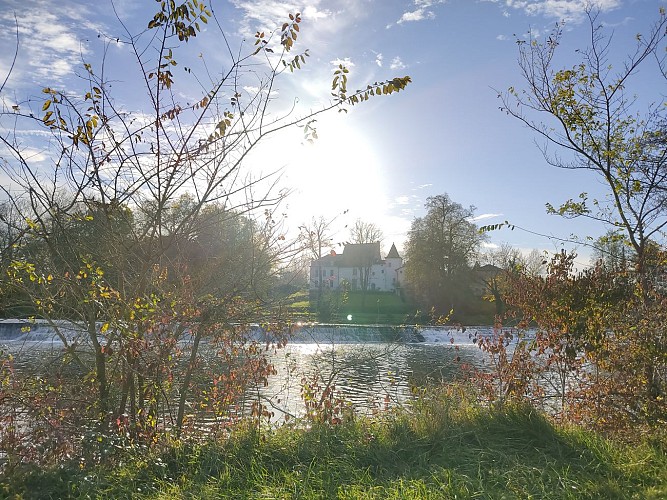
left=0, top=195, right=279, bottom=319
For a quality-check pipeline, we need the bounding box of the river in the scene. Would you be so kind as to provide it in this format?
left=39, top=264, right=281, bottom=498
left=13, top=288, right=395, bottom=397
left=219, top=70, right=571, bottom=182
left=0, top=320, right=498, bottom=426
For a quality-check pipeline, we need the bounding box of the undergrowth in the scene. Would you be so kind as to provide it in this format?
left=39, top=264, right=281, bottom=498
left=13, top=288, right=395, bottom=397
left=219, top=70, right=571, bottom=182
left=3, top=386, right=666, bottom=499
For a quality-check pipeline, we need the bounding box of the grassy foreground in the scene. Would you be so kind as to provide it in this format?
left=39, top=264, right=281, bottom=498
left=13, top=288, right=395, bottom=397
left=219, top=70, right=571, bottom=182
left=4, top=390, right=666, bottom=499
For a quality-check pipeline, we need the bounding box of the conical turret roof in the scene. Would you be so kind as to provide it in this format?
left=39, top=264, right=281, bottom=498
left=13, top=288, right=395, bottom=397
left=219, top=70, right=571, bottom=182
left=386, top=243, right=400, bottom=259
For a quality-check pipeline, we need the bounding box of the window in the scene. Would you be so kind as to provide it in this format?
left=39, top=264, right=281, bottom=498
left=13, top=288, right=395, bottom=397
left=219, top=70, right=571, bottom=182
left=330, top=270, right=334, bottom=277
left=353, top=268, right=357, bottom=276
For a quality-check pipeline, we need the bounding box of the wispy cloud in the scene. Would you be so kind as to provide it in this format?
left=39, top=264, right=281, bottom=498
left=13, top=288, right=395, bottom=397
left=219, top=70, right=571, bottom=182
left=331, top=57, right=355, bottom=68
left=470, top=213, right=503, bottom=222
left=390, top=56, right=406, bottom=70
left=396, top=0, right=446, bottom=25
left=229, top=0, right=331, bottom=35
left=375, top=53, right=383, bottom=67
left=487, top=0, right=622, bottom=23
left=395, top=195, right=410, bottom=205
left=0, top=0, right=103, bottom=86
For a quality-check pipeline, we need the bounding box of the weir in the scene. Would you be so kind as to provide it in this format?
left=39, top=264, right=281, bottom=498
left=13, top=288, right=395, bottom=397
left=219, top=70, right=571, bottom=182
left=0, top=319, right=87, bottom=343
left=0, top=319, right=500, bottom=346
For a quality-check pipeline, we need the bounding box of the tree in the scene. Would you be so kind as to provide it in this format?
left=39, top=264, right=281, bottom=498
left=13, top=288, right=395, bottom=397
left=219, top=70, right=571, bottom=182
left=500, top=8, right=666, bottom=407
left=499, top=8, right=667, bottom=293
left=479, top=243, right=523, bottom=316
left=591, top=230, right=632, bottom=272
left=299, top=216, right=335, bottom=304
left=0, top=1, right=410, bottom=460
left=404, top=194, right=485, bottom=316
left=348, top=219, right=383, bottom=302
left=349, top=219, right=383, bottom=246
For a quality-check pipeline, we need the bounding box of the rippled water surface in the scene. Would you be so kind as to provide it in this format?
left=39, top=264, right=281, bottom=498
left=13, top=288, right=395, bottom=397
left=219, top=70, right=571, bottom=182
left=1, top=321, right=499, bottom=423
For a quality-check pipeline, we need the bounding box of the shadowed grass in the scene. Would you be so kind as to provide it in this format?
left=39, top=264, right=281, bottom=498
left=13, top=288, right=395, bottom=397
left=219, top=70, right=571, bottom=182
left=3, top=387, right=666, bottom=499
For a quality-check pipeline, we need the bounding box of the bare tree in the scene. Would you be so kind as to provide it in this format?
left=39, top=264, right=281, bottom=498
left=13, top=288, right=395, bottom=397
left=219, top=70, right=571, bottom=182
left=349, top=219, right=383, bottom=246
left=499, top=8, right=667, bottom=292
left=0, top=0, right=411, bottom=451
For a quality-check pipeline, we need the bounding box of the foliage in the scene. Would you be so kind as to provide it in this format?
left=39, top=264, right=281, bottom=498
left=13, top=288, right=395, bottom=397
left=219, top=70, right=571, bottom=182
left=3, top=386, right=666, bottom=499
left=404, top=194, right=486, bottom=315
left=591, top=230, right=634, bottom=272
left=494, top=7, right=667, bottom=426
left=477, top=250, right=667, bottom=435
left=499, top=8, right=667, bottom=291
left=0, top=0, right=410, bottom=468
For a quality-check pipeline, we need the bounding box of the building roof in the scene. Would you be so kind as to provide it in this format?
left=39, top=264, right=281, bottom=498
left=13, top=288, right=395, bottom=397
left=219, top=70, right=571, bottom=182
left=312, top=242, right=383, bottom=267
left=311, top=242, right=407, bottom=268
left=386, top=243, right=400, bottom=259
left=341, top=242, right=381, bottom=267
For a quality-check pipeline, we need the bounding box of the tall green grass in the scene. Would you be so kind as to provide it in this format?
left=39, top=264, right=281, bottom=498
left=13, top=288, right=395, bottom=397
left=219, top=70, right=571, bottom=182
left=4, top=387, right=666, bottom=499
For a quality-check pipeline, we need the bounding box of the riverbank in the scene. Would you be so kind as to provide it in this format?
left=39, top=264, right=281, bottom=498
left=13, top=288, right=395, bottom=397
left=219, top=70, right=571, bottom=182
left=4, top=388, right=666, bottom=499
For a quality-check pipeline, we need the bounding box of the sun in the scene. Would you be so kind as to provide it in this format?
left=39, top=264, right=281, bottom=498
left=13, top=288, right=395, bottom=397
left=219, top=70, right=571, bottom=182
left=283, top=117, right=390, bottom=227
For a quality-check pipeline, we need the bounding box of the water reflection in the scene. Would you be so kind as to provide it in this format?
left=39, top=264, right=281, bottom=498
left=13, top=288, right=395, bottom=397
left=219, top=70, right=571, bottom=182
left=258, top=340, right=484, bottom=422
left=1, top=324, right=493, bottom=427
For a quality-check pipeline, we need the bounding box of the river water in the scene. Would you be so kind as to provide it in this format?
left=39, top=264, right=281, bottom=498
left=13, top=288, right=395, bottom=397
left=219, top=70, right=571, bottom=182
left=0, top=320, right=498, bottom=425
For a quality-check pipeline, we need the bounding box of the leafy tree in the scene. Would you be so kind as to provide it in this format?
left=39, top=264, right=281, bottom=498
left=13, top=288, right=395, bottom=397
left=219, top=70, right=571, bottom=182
left=499, top=7, right=667, bottom=407
left=0, top=0, right=410, bottom=461
left=591, top=230, right=632, bottom=272
left=479, top=243, right=523, bottom=316
left=404, top=194, right=485, bottom=316
left=480, top=245, right=546, bottom=316
left=499, top=8, right=667, bottom=293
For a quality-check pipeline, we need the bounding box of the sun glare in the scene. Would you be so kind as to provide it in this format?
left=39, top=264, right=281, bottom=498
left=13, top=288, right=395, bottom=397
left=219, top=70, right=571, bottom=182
left=284, top=119, right=390, bottom=229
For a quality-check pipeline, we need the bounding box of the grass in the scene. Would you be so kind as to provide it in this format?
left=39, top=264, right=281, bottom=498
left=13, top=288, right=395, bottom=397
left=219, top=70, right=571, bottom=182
left=4, top=388, right=666, bottom=499
left=299, top=290, right=499, bottom=325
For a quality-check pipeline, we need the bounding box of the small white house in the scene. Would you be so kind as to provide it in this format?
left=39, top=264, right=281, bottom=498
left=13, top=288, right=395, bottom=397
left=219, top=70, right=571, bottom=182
left=310, top=242, right=404, bottom=293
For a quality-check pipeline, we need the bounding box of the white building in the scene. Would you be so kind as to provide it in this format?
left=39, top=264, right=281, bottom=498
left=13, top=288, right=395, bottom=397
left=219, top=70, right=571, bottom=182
left=310, top=242, right=404, bottom=293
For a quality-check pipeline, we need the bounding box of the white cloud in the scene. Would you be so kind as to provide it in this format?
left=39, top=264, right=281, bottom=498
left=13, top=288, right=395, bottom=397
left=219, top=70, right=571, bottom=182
left=601, top=16, right=634, bottom=28
left=390, top=56, right=406, bottom=70
left=496, top=34, right=508, bottom=40
left=331, top=57, right=355, bottom=68
left=397, top=0, right=446, bottom=24
left=498, top=0, right=622, bottom=23
left=395, top=195, right=410, bottom=205
left=470, top=213, right=503, bottom=222
left=376, top=53, right=383, bottom=67
left=18, top=147, right=48, bottom=163
left=0, top=0, right=104, bottom=86
left=230, top=1, right=330, bottom=33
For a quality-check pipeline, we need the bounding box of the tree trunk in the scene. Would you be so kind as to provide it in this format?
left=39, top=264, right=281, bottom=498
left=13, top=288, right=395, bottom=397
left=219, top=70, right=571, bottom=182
left=176, top=328, right=203, bottom=437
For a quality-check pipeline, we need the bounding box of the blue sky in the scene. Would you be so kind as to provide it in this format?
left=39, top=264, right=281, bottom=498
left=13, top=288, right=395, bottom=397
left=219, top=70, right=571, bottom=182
left=0, top=0, right=665, bottom=266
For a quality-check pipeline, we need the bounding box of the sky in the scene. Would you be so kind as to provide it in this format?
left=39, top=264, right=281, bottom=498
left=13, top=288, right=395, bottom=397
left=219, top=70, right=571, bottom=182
left=0, top=0, right=665, bottom=267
